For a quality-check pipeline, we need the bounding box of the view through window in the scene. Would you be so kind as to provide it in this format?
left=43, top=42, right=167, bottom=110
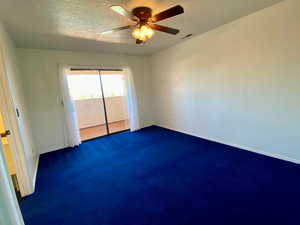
left=67, top=73, right=126, bottom=100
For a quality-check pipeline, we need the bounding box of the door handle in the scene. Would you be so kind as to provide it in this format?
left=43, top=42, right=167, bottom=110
left=0, top=130, right=11, bottom=138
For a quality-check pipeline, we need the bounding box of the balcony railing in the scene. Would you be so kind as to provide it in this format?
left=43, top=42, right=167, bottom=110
left=75, top=96, right=129, bottom=129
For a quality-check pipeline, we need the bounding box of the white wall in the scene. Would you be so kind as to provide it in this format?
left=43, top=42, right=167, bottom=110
left=151, top=0, right=300, bottom=162
left=0, top=23, right=37, bottom=187
left=17, top=49, right=154, bottom=154
left=75, top=96, right=128, bottom=129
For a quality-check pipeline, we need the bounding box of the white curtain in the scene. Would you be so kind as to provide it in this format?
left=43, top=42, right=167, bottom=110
left=58, top=65, right=81, bottom=147
left=123, top=66, right=141, bottom=131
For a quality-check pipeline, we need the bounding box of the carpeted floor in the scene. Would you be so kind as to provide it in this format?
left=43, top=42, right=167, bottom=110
left=20, top=126, right=300, bottom=225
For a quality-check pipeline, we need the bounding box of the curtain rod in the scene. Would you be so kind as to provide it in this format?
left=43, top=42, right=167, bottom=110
left=70, top=68, right=123, bottom=71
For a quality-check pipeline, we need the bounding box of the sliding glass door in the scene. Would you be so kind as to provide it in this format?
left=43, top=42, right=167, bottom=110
left=67, top=69, right=129, bottom=141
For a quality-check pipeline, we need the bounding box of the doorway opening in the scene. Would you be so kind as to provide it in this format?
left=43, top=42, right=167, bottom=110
left=0, top=110, right=22, bottom=201
left=67, top=69, right=130, bottom=141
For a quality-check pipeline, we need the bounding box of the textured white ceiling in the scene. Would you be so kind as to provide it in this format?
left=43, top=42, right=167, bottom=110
left=0, top=0, right=284, bottom=55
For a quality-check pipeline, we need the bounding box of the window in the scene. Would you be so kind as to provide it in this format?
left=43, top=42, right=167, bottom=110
left=67, top=73, right=126, bottom=100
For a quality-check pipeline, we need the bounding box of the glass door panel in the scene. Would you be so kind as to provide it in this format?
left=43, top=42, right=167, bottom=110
left=67, top=70, right=108, bottom=141
left=100, top=70, right=130, bottom=134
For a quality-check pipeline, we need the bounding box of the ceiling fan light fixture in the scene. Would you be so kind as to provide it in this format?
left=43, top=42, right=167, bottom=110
left=132, top=25, right=154, bottom=42
left=141, top=25, right=154, bottom=38
left=132, top=28, right=141, bottom=39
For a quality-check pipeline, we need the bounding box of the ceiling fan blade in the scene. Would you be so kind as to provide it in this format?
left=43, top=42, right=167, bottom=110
left=151, top=5, right=184, bottom=23
left=100, top=25, right=132, bottom=35
left=149, top=24, right=179, bottom=35
left=110, top=5, right=137, bottom=21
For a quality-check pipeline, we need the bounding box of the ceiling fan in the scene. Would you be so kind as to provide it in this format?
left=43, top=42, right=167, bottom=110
left=100, top=5, right=184, bottom=44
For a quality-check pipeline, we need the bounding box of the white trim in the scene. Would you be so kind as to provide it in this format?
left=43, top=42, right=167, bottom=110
left=32, top=154, right=39, bottom=191
left=0, top=45, right=33, bottom=196
left=39, top=145, right=66, bottom=155
left=156, top=124, right=300, bottom=165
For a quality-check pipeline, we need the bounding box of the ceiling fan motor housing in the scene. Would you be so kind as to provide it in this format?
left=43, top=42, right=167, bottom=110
left=132, top=7, right=152, bottom=23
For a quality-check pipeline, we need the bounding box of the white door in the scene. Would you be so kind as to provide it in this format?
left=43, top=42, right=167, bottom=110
left=0, top=138, right=25, bottom=225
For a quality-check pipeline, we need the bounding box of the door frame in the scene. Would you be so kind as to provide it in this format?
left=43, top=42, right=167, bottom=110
left=0, top=48, right=33, bottom=196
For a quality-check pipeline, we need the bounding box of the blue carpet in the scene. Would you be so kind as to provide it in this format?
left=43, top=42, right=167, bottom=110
left=20, top=126, right=300, bottom=225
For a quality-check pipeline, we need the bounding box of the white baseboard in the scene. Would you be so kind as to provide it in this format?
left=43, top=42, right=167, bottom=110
left=156, top=124, right=300, bottom=165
